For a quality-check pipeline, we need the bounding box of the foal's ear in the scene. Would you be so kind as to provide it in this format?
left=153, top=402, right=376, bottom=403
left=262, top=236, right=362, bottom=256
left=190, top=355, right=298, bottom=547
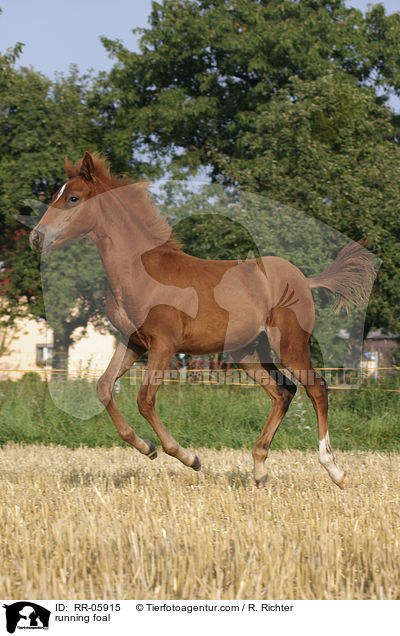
left=65, top=157, right=75, bottom=178
left=80, top=151, right=96, bottom=182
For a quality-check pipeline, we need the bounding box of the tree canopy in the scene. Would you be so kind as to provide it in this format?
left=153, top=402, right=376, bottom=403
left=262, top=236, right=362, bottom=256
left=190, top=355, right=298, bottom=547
left=0, top=28, right=111, bottom=365
left=102, top=0, right=400, bottom=332
left=1, top=0, right=399, bottom=362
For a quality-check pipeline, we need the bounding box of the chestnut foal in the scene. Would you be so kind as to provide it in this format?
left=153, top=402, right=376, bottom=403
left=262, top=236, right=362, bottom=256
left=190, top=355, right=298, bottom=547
left=30, top=152, right=375, bottom=488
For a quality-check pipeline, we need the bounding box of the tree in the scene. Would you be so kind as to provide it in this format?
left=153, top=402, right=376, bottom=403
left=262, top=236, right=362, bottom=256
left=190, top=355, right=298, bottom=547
left=154, top=179, right=368, bottom=369
left=39, top=240, right=109, bottom=369
left=0, top=23, right=112, bottom=366
left=0, top=8, right=23, bottom=78
left=101, top=0, right=400, bottom=333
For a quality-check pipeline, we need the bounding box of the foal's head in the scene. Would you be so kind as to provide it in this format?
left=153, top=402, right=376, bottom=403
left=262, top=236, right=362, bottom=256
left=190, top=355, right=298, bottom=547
left=30, top=151, right=115, bottom=254
left=31, top=151, right=176, bottom=255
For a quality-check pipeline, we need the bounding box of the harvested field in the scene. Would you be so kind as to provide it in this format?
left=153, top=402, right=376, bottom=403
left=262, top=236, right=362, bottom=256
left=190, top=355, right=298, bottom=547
left=0, top=443, right=399, bottom=600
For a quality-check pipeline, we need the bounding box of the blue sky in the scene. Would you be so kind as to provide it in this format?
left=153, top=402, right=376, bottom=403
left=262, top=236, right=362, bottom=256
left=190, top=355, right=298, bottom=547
left=0, top=0, right=153, bottom=76
left=0, top=0, right=399, bottom=78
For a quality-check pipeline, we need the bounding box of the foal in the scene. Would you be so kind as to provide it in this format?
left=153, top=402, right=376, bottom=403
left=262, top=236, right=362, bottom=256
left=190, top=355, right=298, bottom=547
left=30, top=152, right=375, bottom=488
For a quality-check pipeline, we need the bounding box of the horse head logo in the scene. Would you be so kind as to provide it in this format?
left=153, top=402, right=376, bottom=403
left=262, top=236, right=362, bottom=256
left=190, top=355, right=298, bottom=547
left=3, top=602, right=51, bottom=633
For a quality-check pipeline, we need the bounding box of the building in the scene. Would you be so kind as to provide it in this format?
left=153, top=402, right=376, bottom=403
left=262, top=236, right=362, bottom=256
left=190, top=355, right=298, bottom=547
left=0, top=315, right=116, bottom=381
left=363, top=329, right=400, bottom=368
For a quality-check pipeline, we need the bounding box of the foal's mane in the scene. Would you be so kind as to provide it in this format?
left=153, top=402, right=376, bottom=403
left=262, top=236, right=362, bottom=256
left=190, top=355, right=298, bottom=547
left=69, top=153, right=181, bottom=250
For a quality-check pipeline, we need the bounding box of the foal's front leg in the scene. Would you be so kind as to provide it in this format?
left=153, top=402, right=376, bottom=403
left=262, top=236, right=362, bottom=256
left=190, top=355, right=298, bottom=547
left=97, top=340, right=157, bottom=459
left=137, top=343, right=201, bottom=470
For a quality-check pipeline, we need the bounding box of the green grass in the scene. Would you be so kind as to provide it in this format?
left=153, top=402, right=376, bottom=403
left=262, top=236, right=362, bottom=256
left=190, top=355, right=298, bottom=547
left=0, top=373, right=399, bottom=451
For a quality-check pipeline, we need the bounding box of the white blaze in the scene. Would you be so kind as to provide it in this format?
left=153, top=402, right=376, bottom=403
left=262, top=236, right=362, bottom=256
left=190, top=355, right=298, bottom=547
left=54, top=182, right=67, bottom=202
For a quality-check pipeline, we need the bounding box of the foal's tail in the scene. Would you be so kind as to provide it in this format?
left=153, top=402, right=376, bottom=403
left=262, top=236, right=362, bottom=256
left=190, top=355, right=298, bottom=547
left=308, top=242, right=377, bottom=313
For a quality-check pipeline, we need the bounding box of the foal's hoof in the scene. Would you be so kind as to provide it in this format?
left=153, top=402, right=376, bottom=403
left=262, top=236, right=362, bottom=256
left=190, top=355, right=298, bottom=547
left=190, top=455, right=201, bottom=471
left=145, top=440, right=158, bottom=460
left=255, top=474, right=268, bottom=489
left=337, top=474, right=347, bottom=489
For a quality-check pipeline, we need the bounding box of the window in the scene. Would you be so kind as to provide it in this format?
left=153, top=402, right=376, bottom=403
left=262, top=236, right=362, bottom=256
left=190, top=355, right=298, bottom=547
left=36, top=344, right=53, bottom=366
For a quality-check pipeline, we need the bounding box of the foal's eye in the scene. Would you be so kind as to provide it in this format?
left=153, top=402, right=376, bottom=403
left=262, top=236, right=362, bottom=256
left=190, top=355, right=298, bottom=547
left=69, top=196, right=79, bottom=203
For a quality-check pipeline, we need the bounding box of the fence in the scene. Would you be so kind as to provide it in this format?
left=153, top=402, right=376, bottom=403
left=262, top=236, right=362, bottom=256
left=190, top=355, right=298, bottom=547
left=1, top=365, right=399, bottom=391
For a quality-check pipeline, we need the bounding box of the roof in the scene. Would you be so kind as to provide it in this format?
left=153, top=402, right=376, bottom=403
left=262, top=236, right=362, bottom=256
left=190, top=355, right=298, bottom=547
left=366, top=329, right=400, bottom=340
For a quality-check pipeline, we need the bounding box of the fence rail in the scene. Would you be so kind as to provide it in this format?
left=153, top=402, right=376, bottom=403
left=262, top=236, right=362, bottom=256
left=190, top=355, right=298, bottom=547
left=1, top=366, right=399, bottom=391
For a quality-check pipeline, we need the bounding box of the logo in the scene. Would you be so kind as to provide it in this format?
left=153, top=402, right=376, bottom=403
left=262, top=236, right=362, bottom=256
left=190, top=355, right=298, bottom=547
left=2, top=603, right=51, bottom=633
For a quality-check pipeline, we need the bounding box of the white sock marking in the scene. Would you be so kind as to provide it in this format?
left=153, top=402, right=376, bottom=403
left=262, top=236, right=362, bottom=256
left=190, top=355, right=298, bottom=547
left=319, top=432, right=344, bottom=485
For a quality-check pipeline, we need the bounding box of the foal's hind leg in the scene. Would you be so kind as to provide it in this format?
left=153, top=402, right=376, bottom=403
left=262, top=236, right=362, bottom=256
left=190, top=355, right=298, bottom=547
left=296, top=362, right=346, bottom=487
left=233, top=344, right=297, bottom=487
left=290, top=360, right=345, bottom=487
left=97, top=341, right=157, bottom=459
left=268, top=311, right=346, bottom=488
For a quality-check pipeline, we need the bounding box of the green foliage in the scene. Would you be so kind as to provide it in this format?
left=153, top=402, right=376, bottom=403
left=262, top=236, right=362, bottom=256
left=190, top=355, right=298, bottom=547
left=0, top=63, right=101, bottom=309
left=0, top=18, right=111, bottom=361
left=0, top=8, right=23, bottom=78
left=102, top=0, right=400, bottom=332
left=156, top=180, right=370, bottom=367
left=1, top=0, right=400, bottom=360
left=39, top=239, right=110, bottom=367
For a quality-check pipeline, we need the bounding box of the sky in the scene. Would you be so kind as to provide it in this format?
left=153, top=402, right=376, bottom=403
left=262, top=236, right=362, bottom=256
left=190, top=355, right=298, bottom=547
left=0, top=0, right=153, bottom=77
left=0, top=0, right=399, bottom=78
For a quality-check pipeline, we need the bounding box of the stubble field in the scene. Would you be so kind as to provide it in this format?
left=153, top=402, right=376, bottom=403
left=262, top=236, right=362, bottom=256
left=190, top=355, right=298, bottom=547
left=0, top=443, right=399, bottom=600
